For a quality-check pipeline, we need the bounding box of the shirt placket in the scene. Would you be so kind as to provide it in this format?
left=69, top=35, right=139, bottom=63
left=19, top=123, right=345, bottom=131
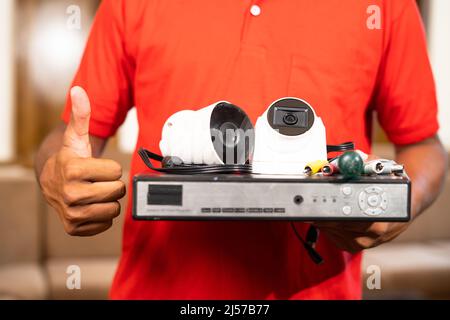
left=240, top=0, right=265, bottom=45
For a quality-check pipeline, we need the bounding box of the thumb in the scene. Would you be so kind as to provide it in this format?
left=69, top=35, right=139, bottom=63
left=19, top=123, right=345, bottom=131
left=63, top=86, right=92, bottom=158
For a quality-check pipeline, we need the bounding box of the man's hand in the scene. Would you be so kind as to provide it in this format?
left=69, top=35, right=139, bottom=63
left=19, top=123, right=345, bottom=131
left=312, top=221, right=408, bottom=254
left=314, top=138, right=448, bottom=253
left=39, top=87, right=126, bottom=236
left=313, top=153, right=402, bottom=253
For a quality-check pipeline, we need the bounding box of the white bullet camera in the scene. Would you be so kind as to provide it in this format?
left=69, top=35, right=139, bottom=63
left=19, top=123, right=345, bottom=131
left=252, top=97, right=327, bottom=174
left=159, top=101, right=254, bottom=165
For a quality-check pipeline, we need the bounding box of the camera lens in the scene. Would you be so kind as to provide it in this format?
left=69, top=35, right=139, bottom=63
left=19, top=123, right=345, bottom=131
left=283, top=113, right=298, bottom=126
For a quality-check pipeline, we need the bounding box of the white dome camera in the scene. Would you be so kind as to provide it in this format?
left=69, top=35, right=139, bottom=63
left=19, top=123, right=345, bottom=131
left=252, top=97, right=327, bottom=174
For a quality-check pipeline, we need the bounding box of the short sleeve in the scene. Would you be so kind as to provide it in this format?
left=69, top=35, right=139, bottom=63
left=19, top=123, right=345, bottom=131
left=62, top=0, right=134, bottom=138
left=374, top=0, right=439, bottom=145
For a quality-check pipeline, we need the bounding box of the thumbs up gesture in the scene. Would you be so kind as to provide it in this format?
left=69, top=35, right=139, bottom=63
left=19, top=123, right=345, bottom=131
left=39, top=87, right=126, bottom=236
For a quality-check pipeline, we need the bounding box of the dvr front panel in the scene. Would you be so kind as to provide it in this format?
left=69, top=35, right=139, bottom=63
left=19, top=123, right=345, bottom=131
left=133, top=174, right=410, bottom=221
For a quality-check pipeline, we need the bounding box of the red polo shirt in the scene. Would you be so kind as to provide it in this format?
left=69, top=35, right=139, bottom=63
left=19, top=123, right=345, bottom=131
left=63, top=0, right=438, bottom=299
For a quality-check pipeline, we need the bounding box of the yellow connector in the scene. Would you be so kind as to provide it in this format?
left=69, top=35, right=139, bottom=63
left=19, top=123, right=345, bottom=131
left=303, top=160, right=329, bottom=176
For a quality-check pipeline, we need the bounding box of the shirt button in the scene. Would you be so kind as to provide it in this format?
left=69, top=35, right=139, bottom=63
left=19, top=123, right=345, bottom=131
left=250, top=4, right=261, bottom=17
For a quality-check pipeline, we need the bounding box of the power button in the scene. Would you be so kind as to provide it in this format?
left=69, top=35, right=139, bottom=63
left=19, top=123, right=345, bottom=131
left=342, top=206, right=352, bottom=215
left=342, top=186, right=352, bottom=196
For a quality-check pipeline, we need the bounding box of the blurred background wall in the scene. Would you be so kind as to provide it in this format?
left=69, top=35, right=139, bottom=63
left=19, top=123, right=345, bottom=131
left=0, top=0, right=15, bottom=162
left=0, top=0, right=449, bottom=300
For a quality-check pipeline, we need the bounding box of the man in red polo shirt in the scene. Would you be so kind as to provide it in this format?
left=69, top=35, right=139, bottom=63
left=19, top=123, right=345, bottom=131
left=35, top=0, right=447, bottom=299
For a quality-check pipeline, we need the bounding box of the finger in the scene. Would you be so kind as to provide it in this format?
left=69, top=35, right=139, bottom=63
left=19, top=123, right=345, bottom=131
left=313, top=221, right=373, bottom=232
left=65, top=201, right=121, bottom=224
left=70, top=221, right=114, bottom=237
left=319, top=225, right=381, bottom=252
left=63, top=180, right=126, bottom=206
left=63, top=86, right=92, bottom=158
left=319, top=227, right=366, bottom=253
left=314, top=224, right=373, bottom=238
left=64, top=158, right=123, bottom=182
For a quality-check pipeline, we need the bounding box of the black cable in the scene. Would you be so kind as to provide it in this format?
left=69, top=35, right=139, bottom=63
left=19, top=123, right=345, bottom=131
left=326, top=141, right=354, bottom=153
left=138, top=148, right=252, bottom=174
left=290, top=223, right=324, bottom=265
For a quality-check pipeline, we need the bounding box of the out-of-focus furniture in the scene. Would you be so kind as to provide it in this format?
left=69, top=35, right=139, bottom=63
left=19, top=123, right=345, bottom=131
left=362, top=185, right=450, bottom=299
left=0, top=166, right=47, bottom=299
left=1, top=146, right=449, bottom=299
left=0, top=148, right=127, bottom=300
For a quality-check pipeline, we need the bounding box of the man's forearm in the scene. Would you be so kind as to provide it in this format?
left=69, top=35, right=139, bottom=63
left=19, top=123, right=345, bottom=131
left=395, top=136, right=448, bottom=220
left=35, top=123, right=66, bottom=181
left=35, top=122, right=108, bottom=182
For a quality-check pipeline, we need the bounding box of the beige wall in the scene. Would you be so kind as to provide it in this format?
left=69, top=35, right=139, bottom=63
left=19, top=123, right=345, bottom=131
left=427, top=0, right=450, bottom=149
left=13, top=0, right=100, bottom=166
left=0, top=0, right=15, bottom=162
